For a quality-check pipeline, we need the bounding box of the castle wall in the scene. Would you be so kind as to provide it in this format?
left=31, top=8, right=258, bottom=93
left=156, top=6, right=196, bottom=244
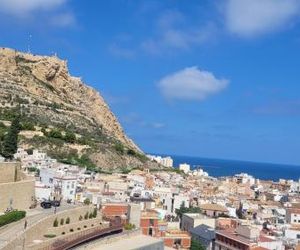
left=0, top=179, right=35, bottom=212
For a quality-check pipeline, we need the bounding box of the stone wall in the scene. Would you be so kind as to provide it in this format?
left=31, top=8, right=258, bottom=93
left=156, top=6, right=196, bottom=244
left=25, top=206, right=98, bottom=243
left=0, top=179, right=35, bottom=212
left=0, top=162, right=20, bottom=183
left=1, top=206, right=103, bottom=250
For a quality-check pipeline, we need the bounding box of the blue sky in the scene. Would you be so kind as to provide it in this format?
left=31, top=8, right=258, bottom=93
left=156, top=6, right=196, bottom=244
left=0, top=0, right=300, bottom=165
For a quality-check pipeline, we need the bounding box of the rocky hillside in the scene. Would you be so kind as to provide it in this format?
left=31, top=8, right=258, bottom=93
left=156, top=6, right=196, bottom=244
left=0, top=47, right=160, bottom=171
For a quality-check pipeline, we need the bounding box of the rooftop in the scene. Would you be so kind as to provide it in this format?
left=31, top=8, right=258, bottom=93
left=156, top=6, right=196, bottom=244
left=190, top=224, right=215, bottom=240
left=183, top=213, right=208, bottom=219
left=200, top=204, right=228, bottom=212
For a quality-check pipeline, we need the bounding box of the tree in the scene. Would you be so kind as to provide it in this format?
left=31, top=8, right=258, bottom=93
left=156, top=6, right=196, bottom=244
left=65, top=131, right=76, bottom=143
left=190, top=239, right=205, bottom=250
left=66, top=217, right=70, bottom=224
left=53, top=218, right=58, bottom=227
left=47, top=129, right=63, bottom=139
left=1, top=115, right=21, bottom=159
left=83, top=198, right=91, bottom=205
left=92, top=208, right=97, bottom=218
left=175, top=202, right=202, bottom=221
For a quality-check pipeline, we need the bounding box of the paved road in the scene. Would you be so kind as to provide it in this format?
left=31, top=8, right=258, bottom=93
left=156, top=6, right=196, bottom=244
left=0, top=202, right=78, bottom=249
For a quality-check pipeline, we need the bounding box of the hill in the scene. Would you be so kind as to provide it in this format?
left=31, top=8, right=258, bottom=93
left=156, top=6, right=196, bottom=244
left=0, top=47, right=160, bottom=172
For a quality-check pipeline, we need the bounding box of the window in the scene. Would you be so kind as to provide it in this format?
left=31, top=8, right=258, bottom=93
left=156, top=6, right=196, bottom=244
left=297, top=234, right=300, bottom=239
left=174, top=239, right=182, bottom=246
left=150, top=219, right=155, bottom=226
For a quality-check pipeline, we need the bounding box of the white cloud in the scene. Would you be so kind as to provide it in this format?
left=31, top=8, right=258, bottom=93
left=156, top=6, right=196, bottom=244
left=158, top=67, right=229, bottom=101
left=0, top=0, right=67, bottom=15
left=224, top=0, right=300, bottom=37
left=141, top=10, right=217, bottom=54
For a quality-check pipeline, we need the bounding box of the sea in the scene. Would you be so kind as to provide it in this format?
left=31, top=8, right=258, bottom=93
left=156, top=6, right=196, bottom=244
left=159, top=154, right=300, bottom=181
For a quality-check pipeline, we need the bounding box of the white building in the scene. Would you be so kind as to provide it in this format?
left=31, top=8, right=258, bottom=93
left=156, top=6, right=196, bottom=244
left=289, top=179, right=300, bottom=194
left=235, top=173, right=256, bottom=185
left=53, top=175, right=77, bottom=201
left=179, top=163, right=190, bottom=174
left=160, top=157, right=173, bottom=168
left=15, top=148, right=57, bottom=170
left=164, top=193, right=190, bottom=215
left=39, top=164, right=79, bottom=202
left=286, top=208, right=300, bottom=225
left=147, top=154, right=174, bottom=168
left=284, top=227, right=300, bottom=241
left=35, top=181, right=52, bottom=201
left=191, top=168, right=209, bottom=177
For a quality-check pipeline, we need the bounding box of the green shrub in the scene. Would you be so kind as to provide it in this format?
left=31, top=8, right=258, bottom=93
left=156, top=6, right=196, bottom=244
left=44, top=234, right=56, bottom=238
left=27, top=167, right=38, bottom=173
left=47, top=129, right=63, bottom=139
left=92, top=208, right=97, bottom=218
left=79, top=215, right=83, bottom=221
left=53, top=218, right=58, bottom=227
left=120, top=167, right=131, bottom=174
left=60, top=218, right=64, bottom=225
left=21, top=122, right=35, bottom=131
left=0, top=122, right=6, bottom=129
left=84, top=198, right=90, bottom=205
left=84, top=212, right=89, bottom=220
left=89, top=213, right=93, bottom=219
left=114, top=143, right=125, bottom=154
left=66, top=217, right=70, bottom=224
left=124, top=223, right=136, bottom=230
left=64, top=131, right=76, bottom=143
left=0, top=210, right=26, bottom=227
left=127, top=149, right=136, bottom=156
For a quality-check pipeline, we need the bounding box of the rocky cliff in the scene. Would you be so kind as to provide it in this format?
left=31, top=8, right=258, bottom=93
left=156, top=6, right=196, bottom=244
left=0, top=47, right=158, bottom=171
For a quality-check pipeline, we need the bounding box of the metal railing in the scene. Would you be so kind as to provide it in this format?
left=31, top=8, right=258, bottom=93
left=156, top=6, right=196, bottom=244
left=47, top=219, right=123, bottom=250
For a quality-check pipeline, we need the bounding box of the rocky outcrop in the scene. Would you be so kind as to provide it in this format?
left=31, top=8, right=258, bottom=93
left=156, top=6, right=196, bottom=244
left=0, top=47, right=157, bottom=170
left=0, top=48, right=138, bottom=149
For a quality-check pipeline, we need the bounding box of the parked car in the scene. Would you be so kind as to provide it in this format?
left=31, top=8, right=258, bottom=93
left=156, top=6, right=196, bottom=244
left=51, top=200, right=61, bottom=207
left=40, top=201, right=52, bottom=209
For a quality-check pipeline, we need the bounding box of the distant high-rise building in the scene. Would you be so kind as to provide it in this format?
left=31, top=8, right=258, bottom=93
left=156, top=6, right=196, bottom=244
left=179, top=163, right=190, bottom=174
left=146, top=154, right=173, bottom=167
left=160, top=156, right=173, bottom=168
